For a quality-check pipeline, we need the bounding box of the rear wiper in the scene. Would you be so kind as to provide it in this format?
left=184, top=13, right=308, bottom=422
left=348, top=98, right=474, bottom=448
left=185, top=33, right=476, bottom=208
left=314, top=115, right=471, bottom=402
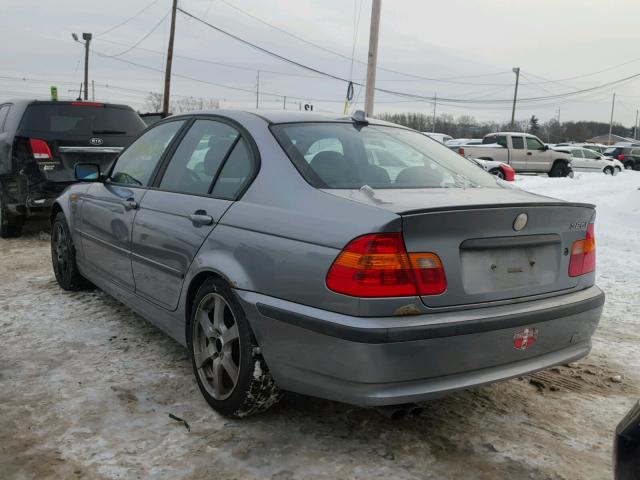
left=92, top=130, right=126, bottom=134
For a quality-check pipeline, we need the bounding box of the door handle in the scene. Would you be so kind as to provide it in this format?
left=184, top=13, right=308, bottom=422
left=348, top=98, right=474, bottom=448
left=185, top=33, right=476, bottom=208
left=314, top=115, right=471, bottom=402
left=527, top=152, right=532, bottom=156
left=189, top=210, right=214, bottom=226
left=123, top=199, right=138, bottom=210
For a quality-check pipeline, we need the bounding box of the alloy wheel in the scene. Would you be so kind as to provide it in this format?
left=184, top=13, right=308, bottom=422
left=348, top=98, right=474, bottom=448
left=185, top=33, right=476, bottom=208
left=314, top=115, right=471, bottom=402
left=192, top=293, right=241, bottom=400
left=52, top=222, right=69, bottom=279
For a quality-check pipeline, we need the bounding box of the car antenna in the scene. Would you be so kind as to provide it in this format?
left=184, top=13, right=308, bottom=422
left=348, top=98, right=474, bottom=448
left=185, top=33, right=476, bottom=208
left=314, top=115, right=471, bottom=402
left=351, top=110, right=369, bottom=126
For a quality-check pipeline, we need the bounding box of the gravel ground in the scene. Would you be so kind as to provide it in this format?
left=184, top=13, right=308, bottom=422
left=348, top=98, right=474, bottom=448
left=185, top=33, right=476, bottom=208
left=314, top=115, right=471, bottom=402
left=1, top=173, right=639, bottom=479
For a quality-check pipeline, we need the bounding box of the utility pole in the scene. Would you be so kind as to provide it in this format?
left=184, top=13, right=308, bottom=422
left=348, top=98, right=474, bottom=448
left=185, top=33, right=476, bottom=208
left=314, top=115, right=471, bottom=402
left=162, top=0, right=178, bottom=117
left=256, top=70, right=260, bottom=109
left=283, top=96, right=286, bottom=110
left=432, top=92, right=437, bottom=132
left=364, top=0, right=381, bottom=117
left=91, top=80, right=95, bottom=101
left=635, top=109, right=638, bottom=140
left=510, top=67, right=520, bottom=128
left=608, top=92, right=616, bottom=145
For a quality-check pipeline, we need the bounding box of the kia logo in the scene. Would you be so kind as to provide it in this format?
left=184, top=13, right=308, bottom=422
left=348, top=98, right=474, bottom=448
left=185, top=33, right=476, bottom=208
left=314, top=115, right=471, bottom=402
left=89, top=137, right=104, bottom=146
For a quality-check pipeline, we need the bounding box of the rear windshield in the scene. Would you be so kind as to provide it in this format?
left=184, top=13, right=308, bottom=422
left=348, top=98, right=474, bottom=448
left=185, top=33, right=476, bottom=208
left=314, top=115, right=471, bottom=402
left=271, top=123, right=497, bottom=189
left=19, top=104, right=145, bottom=136
left=603, top=147, right=621, bottom=155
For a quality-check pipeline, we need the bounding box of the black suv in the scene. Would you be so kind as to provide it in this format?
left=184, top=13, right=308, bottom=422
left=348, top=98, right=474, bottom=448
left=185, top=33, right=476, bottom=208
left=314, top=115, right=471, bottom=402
left=603, top=145, right=640, bottom=170
left=0, top=100, right=145, bottom=237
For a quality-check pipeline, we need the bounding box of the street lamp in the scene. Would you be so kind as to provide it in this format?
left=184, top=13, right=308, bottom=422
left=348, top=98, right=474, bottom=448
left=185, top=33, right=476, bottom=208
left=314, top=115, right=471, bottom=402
left=71, top=32, right=92, bottom=100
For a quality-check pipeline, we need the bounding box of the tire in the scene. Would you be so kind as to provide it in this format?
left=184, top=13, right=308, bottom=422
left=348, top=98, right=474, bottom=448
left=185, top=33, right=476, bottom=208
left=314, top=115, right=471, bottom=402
left=51, top=212, right=92, bottom=290
left=615, top=167, right=622, bottom=175
left=188, top=277, right=281, bottom=418
left=624, top=163, right=633, bottom=170
left=0, top=195, right=24, bottom=238
left=604, top=166, right=614, bottom=175
left=489, top=168, right=505, bottom=180
left=549, top=161, right=570, bottom=177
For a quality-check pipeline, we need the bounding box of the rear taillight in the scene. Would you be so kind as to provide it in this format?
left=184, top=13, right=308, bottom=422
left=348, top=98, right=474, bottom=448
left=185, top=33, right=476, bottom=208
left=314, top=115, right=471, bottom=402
left=569, top=223, right=595, bottom=277
left=326, top=233, right=446, bottom=297
left=616, top=154, right=625, bottom=161
left=458, top=147, right=465, bottom=156
left=29, top=138, right=53, bottom=161
left=500, top=163, right=515, bottom=181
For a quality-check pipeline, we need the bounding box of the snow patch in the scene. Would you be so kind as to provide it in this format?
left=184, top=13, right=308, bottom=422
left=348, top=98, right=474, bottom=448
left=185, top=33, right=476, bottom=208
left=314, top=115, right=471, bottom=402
left=253, top=360, right=263, bottom=380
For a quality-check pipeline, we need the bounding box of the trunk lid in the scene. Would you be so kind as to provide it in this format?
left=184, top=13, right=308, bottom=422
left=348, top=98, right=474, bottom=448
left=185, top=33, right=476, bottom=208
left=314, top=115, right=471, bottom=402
left=325, top=186, right=595, bottom=307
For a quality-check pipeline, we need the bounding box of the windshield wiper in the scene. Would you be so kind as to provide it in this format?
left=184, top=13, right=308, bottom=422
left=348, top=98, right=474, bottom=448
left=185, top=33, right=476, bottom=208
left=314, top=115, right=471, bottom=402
left=92, top=129, right=126, bottom=134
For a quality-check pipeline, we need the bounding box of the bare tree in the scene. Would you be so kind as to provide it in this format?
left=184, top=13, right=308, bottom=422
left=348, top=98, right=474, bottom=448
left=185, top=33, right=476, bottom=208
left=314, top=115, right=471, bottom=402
left=144, top=92, right=163, bottom=112
left=143, top=92, right=220, bottom=114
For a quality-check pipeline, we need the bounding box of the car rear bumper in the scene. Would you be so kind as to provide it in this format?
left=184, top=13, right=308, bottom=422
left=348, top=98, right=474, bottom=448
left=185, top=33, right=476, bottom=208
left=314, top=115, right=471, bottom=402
left=237, top=285, right=604, bottom=406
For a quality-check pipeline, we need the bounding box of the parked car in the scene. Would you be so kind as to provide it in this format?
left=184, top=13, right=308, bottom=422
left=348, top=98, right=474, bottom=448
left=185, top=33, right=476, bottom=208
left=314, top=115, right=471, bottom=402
left=614, top=401, right=640, bottom=480
left=0, top=99, right=146, bottom=237
left=554, top=142, right=609, bottom=155
left=603, top=146, right=640, bottom=170
left=445, top=138, right=482, bottom=148
left=458, top=132, right=573, bottom=177
left=553, top=146, right=623, bottom=175
left=468, top=157, right=515, bottom=181
left=422, top=132, right=453, bottom=144
left=51, top=110, right=604, bottom=417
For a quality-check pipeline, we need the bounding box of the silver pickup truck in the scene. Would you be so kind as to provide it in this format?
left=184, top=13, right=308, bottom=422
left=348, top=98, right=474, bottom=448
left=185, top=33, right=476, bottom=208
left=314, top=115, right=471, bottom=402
left=457, top=132, right=573, bottom=177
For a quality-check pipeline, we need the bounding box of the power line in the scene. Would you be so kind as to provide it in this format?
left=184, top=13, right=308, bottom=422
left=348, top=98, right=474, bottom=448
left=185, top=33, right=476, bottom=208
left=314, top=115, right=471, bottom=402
left=214, top=0, right=514, bottom=86
left=177, top=7, right=640, bottom=106
left=96, top=0, right=163, bottom=37
left=100, top=10, right=170, bottom=58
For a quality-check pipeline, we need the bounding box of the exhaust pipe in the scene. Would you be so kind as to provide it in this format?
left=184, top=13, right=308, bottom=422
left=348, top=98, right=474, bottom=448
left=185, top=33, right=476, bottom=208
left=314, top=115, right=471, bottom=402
left=375, top=403, right=423, bottom=420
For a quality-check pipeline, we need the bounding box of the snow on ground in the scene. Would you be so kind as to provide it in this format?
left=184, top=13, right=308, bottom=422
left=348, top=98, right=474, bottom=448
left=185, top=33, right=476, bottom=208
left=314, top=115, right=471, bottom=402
left=1, top=171, right=639, bottom=480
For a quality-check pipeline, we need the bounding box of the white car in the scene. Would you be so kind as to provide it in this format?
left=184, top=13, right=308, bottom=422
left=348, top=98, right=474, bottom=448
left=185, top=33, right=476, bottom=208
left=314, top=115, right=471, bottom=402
left=422, top=132, right=453, bottom=144
left=554, top=146, right=623, bottom=175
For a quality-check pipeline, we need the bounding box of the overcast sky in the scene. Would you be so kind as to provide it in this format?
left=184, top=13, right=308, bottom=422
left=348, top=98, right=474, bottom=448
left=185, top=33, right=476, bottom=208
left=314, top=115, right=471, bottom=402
left=2, top=0, right=640, bottom=125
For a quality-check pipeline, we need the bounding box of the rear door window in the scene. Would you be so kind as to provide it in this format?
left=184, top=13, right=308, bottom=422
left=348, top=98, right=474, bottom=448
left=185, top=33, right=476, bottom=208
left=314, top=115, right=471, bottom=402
left=158, top=119, right=239, bottom=195
left=19, top=103, right=145, bottom=136
left=110, top=120, right=185, bottom=186
left=571, top=149, right=584, bottom=158
left=511, top=136, right=525, bottom=149
left=210, top=138, right=255, bottom=199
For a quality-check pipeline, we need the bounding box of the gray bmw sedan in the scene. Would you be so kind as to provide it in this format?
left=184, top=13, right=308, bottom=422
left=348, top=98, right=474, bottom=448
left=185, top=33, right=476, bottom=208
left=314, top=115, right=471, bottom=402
left=50, top=110, right=604, bottom=417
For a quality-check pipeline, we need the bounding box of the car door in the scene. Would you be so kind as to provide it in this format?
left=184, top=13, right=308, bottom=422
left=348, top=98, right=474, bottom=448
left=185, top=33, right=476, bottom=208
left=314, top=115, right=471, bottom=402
left=78, top=119, right=186, bottom=290
left=569, top=148, right=586, bottom=170
left=130, top=117, right=257, bottom=310
left=524, top=136, right=547, bottom=171
left=580, top=148, right=602, bottom=171
left=508, top=135, right=526, bottom=170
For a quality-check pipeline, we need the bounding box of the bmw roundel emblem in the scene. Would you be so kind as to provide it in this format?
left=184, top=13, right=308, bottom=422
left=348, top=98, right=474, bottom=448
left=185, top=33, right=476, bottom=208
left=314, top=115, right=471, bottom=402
left=89, top=137, right=104, bottom=146
left=513, top=213, right=528, bottom=231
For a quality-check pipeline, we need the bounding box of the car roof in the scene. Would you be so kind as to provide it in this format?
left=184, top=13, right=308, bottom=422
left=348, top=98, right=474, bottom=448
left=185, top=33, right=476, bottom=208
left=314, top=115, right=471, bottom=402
left=489, top=132, right=539, bottom=138
left=168, top=109, right=408, bottom=128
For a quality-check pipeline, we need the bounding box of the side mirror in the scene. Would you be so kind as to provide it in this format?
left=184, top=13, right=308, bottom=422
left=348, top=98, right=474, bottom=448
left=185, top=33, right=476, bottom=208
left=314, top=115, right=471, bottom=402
left=75, top=163, right=101, bottom=181
left=540, top=145, right=549, bottom=151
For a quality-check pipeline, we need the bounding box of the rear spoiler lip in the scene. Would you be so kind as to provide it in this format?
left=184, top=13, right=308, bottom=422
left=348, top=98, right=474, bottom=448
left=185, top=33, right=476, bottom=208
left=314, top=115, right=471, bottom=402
left=400, top=201, right=595, bottom=216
